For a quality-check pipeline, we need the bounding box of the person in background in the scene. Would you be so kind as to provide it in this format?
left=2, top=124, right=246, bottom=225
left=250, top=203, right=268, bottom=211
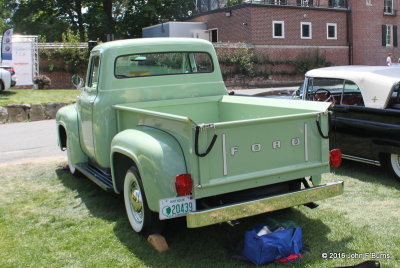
left=386, top=53, right=393, bottom=66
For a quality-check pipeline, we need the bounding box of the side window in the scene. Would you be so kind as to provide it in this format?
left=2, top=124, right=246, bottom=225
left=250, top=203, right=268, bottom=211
left=327, top=23, right=337, bottom=40
left=301, top=22, right=312, bottom=39
left=210, top=29, right=218, bottom=43
left=273, top=21, right=285, bottom=38
left=341, top=80, right=364, bottom=106
left=87, top=55, right=100, bottom=89
left=382, top=24, right=397, bottom=47
left=384, top=0, right=393, bottom=14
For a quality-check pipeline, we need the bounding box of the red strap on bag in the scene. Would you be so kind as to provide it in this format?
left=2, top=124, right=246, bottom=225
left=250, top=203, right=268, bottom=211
left=274, top=253, right=303, bottom=264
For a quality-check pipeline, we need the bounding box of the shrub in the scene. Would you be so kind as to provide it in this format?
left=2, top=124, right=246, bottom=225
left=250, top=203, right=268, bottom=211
left=33, top=75, right=51, bottom=89
left=39, top=30, right=89, bottom=74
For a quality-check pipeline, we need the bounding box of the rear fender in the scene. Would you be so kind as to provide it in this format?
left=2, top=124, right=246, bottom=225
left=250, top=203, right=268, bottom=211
left=111, top=126, right=187, bottom=212
left=56, top=104, right=87, bottom=164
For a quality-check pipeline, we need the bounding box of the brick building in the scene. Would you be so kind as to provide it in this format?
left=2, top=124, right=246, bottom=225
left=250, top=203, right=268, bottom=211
left=350, top=0, right=399, bottom=65
left=185, top=0, right=400, bottom=66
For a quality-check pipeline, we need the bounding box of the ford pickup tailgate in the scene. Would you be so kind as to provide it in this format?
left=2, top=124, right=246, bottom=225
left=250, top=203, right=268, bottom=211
left=195, top=113, right=329, bottom=198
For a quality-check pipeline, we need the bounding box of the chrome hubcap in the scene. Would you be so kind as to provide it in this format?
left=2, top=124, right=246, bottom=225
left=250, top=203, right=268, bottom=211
left=129, top=182, right=143, bottom=222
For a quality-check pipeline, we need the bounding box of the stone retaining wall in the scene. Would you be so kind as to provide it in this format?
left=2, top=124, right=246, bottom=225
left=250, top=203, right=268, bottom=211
left=0, top=103, right=71, bottom=124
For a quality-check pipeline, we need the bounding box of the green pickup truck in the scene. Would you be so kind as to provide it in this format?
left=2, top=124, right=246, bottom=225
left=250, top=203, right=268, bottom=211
left=56, top=38, right=343, bottom=235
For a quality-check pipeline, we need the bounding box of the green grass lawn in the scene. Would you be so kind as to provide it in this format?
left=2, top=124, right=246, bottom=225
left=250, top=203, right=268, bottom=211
left=0, top=159, right=399, bottom=267
left=0, top=89, right=79, bottom=106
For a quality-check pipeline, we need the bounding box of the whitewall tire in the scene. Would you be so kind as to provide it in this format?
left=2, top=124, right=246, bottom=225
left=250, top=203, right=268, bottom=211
left=66, top=139, right=77, bottom=175
left=123, top=167, right=162, bottom=235
left=389, top=153, right=400, bottom=180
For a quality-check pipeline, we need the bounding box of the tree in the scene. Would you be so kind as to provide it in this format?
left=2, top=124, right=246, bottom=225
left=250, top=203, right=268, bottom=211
left=57, top=0, right=86, bottom=41
left=2, top=0, right=195, bottom=41
left=0, top=0, right=13, bottom=33
left=4, top=0, right=68, bottom=41
left=118, top=0, right=195, bottom=38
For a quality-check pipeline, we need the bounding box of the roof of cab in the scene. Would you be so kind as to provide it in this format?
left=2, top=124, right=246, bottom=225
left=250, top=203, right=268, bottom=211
left=305, top=65, right=400, bottom=108
left=92, top=37, right=215, bottom=54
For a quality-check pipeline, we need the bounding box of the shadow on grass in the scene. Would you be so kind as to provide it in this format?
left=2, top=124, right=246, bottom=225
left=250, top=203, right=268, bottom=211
left=55, top=167, right=354, bottom=267
left=332, top=159, right=400, bottom=190
left=55, top=167, right=125, bottom=222
left=0, top=90, right=17, bottom=97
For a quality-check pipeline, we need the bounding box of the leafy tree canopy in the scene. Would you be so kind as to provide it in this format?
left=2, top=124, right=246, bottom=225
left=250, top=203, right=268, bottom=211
left=0, top=0, right=195, bottom=42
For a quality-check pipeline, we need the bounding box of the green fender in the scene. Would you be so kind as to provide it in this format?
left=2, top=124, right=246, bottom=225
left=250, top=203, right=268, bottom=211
left=110, top=126, right=187, bottom=212
left=56, top=104, right=88, bottom=165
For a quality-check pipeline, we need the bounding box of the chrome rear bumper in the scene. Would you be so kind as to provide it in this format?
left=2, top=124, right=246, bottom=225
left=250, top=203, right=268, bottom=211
left=186, top=181, right=343, bottom=228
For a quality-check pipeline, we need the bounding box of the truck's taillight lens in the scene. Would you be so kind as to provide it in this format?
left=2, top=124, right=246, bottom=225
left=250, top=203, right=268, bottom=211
left=175, top=174, right=193, bottom=196
left=330, top=149, right=342, bottom=168
left=9, top=67, right=15, bottom=75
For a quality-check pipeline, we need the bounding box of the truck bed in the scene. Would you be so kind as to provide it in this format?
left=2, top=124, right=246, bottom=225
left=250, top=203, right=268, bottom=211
left=114, top=95, right=332, bottom=199
left=115, top=95, right=330, bottom=123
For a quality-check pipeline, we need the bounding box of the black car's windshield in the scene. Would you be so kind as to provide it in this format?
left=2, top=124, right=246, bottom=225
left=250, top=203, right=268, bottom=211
left=305, top=77, right=364, bottom=106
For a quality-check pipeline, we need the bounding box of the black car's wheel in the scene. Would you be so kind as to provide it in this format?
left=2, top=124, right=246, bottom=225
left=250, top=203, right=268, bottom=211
left=383, top=153, right=400, bottom=181
left=123, top=166, right=163, bottom=235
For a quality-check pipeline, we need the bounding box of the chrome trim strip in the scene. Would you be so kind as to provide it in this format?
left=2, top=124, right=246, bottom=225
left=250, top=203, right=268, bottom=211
left=342, top=154, right=381, bottom=166
left=222, top=134, right=228, bottom=176
left=214, top=112, right=321, bottom=127
left=304, top=123, right=309, bottom=162
left=186, top=181, right=344, bottom=228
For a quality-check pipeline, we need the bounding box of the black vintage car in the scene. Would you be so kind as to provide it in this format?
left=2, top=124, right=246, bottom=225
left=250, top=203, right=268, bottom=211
left=300, top=65, right=400, bottom=180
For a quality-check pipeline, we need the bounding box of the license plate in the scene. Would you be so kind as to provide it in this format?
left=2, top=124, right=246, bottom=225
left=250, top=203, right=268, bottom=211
left=159, top=195, right=196, bottom=220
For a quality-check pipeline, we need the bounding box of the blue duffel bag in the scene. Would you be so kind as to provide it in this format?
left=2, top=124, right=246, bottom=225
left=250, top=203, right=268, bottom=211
left=242, top=225, right=302, bottom=265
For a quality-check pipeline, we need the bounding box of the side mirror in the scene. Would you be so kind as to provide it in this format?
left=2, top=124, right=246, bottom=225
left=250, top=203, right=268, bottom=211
left=71, top=74, right=84, bottom=89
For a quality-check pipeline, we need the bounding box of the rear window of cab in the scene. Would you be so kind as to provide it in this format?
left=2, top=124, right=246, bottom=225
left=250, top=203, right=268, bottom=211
left=114, top=52, right=214, bottom=78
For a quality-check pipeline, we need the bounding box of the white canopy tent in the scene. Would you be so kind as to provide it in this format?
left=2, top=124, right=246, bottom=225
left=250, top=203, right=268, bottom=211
left=0, top=35, right=39, bottom=86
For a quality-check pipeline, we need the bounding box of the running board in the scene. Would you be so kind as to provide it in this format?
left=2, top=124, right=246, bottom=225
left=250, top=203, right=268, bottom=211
left=75, top=163, right=114, bottom=191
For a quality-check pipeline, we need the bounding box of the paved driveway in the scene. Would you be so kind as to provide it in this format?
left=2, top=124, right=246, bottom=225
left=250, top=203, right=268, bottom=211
left=0, top=119, right=66, bottom=164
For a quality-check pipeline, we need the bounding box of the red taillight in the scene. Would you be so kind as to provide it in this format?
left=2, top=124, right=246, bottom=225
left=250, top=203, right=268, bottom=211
left=175, top=174, right=193, bottom=196
left=330, top=149, right=342, bottom=168
left=9, top=67, right=15, bottom=75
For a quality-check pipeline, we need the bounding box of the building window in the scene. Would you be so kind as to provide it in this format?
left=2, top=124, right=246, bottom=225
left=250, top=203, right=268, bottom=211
left=273, top=21, right=285, bottom=38
left=387, top=25, right=393, bottom=46
left=273, top=0, right=287, bottom=5
left=382, top=24, right=398, bottom=47
left=209, top=28, right=218, bottom=43
left=329, top=0, right=346, bottom=8
left=384, top=0, right=393, bottom=14
left=297, top=0, right=313, bottom=6
left=301, top=22, right=312, bottom=39
left=326, top=23, right=337, bottom=40
left=366, top=0, right=372, bottom=6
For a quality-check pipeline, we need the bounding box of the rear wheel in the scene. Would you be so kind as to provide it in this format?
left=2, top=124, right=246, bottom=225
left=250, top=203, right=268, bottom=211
left=383, top=153, right=400, bottom=181
left=0, top=81, right=4, bottom=91
left=123, top=166, right=163, bottom=235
